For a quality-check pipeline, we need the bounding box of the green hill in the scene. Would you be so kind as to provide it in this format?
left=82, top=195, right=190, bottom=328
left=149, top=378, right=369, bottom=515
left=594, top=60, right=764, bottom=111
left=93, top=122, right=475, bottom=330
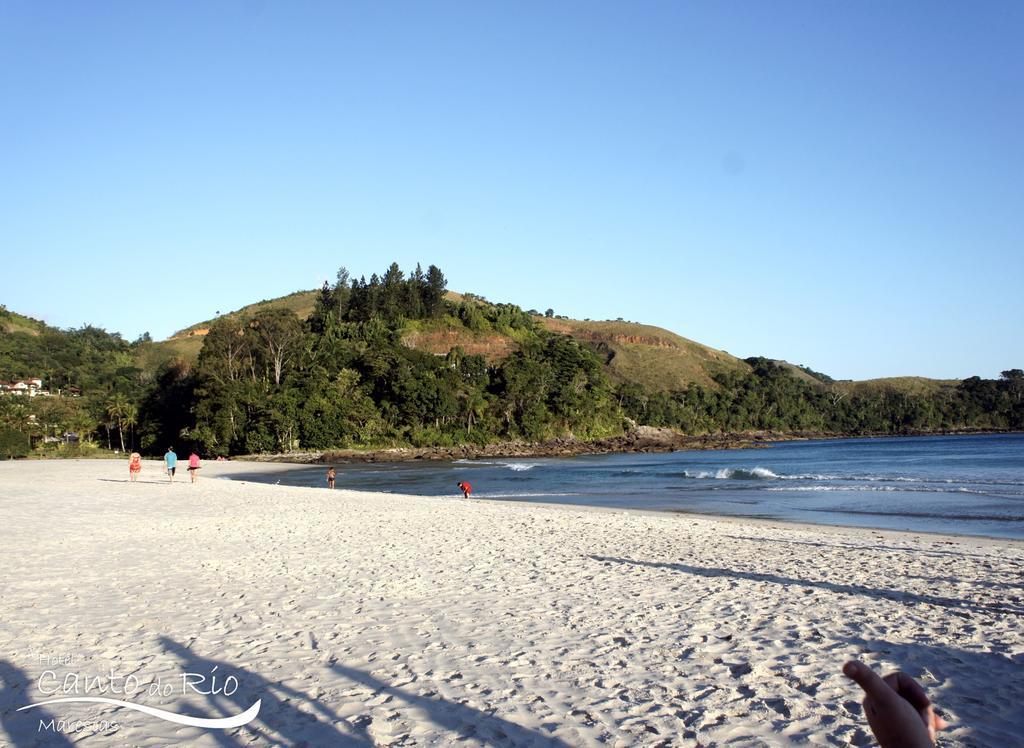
left=0, top=284, right=994, bottom=406
left=538, top=317, right=749, bottom=390
left=834, top=376, right=959, bottom=397
left=153, top=290, right=754, bottom=391
left=170, top=289, right=320, bottom=339
left=0, top=306, right=48, bottom=336
left=143, top=290, right=322, bottom=371
left=150, top=289, right=971, bottom=398
left=3, top=276, right=1019, bottom=459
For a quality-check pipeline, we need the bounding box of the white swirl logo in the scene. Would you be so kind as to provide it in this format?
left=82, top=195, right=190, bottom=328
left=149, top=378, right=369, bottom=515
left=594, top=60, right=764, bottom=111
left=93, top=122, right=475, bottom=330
left=18, top=696, right=261, bottom=728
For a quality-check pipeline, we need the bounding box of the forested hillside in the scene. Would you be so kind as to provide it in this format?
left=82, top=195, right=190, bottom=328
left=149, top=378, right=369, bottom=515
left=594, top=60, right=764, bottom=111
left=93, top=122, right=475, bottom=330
left=1, top=265, right=1021, bottom=459
left=0, top=305, right=154, bottom=457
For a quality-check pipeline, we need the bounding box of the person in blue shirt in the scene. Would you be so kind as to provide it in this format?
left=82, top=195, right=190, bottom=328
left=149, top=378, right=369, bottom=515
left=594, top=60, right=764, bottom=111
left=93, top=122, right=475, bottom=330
left=165, top=447, right=178, bottom=483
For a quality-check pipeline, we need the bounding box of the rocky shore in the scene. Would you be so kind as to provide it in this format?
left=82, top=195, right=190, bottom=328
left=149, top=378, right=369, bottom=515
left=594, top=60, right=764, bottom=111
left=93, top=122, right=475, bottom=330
left=234, top=426, right=1018, bottom=465
left=240, top=427, right=793, bottom=464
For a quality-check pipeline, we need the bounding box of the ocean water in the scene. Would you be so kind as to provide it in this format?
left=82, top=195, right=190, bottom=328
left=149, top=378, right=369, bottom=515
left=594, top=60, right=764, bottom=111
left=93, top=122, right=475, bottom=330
left=232, top=433, right=1024, bottom=539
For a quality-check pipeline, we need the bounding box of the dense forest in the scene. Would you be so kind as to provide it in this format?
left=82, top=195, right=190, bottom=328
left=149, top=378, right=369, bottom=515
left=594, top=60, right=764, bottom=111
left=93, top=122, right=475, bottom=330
left=0, top=309, right=152, bottom=458
left=616, top=359, right=1024, bottom=436
left=1, top=264, right=1022, bottom=459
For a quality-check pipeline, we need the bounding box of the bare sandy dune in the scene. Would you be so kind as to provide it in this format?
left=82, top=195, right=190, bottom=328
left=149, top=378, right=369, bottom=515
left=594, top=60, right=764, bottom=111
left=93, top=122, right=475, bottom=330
left=0, top=459, right=1021, bottom=746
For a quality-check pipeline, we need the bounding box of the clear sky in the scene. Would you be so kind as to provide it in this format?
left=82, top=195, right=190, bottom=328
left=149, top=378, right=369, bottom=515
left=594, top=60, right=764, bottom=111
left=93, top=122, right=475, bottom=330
left=1, top=2, right=1020, bottom=380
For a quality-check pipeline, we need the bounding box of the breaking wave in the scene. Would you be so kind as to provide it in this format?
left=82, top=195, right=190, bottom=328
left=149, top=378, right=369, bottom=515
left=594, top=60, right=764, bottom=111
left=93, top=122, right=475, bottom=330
left=452, top=459, right=540, bottom=471
left=765, top=485, right=1019, bottom=497
left=682, top=467, right=784, bottom=480
left=673, top=468, right=1024, bottom=490
left=502, top=462, right=539, bottom=472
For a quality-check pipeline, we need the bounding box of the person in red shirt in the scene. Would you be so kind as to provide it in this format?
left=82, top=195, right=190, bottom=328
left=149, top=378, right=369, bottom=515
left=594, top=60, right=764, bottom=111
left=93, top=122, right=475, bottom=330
left=187, top=452, right=201, bottom=483
left=128, top=452, right=142, bottom=482
left=457, top=481, right=472, bottom=498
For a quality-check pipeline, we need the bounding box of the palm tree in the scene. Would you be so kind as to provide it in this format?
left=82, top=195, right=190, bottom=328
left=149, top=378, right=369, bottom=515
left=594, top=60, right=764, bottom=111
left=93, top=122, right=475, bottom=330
left=68, top=410, right=97, bottom=444
left=102, top=415, right=113, bottom=450
left=462, top=390, right=489, bottom=435
left=105, top=394, right=131, bottom=452
left=123, top=404, right=138, bottom=451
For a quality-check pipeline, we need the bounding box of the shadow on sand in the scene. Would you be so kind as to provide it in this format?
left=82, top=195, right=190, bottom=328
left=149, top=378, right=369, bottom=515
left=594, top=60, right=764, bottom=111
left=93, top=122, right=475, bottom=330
left=158, top=637, right=566, bottom=746
left=96, top=478, right=172, bottom=485
left=329, top=663, right=572, bottom=747
left=841, top=635, right=1024, bottom=746
left=158, top=636, right=370, bottom=746
left=0, top=660, right=75, bottom=748
left=588, top=555, right=1024, bottom=617
left=719, top=533, right=1010, bottom=561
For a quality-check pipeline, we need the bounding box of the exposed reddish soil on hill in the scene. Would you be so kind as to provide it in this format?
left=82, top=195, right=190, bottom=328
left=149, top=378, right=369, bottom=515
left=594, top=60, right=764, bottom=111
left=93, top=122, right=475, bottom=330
left=401, top=330, right=517, bottom=362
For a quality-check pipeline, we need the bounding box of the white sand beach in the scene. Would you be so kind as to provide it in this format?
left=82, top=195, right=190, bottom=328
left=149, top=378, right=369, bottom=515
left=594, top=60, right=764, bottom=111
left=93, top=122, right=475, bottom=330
left=1, top=459, right=1022, bottom=747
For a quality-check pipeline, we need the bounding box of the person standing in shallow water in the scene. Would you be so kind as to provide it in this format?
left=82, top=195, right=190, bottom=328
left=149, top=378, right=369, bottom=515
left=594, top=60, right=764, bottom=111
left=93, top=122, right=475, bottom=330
left=165, top=447, right=177, bottom=483
left=326, top=466, right=336, bottom=489
left=457, top=481, right=472, bottom=498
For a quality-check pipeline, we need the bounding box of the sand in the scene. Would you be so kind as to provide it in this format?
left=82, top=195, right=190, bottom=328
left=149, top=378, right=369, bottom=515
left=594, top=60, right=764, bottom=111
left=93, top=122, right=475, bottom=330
left=0, top=459, right=1022, bottom=747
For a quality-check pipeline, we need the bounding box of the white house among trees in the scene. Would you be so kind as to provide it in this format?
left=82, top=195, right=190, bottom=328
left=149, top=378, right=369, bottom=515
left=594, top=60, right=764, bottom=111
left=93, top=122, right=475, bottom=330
left=0, top=378, right=50, bottom=397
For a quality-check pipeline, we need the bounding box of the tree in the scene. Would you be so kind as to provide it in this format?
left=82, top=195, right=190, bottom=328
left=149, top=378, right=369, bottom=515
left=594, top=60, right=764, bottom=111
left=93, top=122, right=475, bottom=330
left=404, top=263, right=426, bottom=319
left=309, top=281, right=334, bottom=334
left=1002, top=369, right=1024, bottom=404
left=461, top=389, right=488, bottom=435
left=199, top=317, right=251, bottom=385
left=106, top=393, right=132, bottom=452
left=191, top=318, right=252, bottom=452
left=298, top=368, right=385, bottom=448
left=124, top=403, right=138, bottom=451
left=68, top=410, right=98, bottom=444
left=545, top=308, right=554, bottom=318
left=424, top=265, right=447, bottom=316
left=137, top=361, right=197, bottom=454
left=0, top=425, right=30, bottom=459
left=250, top=309, right=305, bottom=387
left=380, top=262, right=406, bottom=321
left=334, top=266, right=352, bottom=319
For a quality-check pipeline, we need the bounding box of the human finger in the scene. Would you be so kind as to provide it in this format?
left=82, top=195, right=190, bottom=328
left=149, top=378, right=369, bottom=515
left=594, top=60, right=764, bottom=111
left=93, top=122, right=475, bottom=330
left=843, top=660, right=899, bottom=706
left=882, top=671, right=941, bottom=739
left=887, top=671, right=931, bottom=711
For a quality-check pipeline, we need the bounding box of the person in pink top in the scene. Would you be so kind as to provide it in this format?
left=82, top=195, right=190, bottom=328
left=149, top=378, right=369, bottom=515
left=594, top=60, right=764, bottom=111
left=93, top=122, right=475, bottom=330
left=187, top=452, right=201, bottom=483
left=128, top=452, right=142, bottom=482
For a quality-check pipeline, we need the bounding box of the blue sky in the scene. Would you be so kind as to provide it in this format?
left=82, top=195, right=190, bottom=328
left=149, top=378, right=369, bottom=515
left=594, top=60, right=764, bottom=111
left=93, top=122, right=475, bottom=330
left=1, top=2, right=1020, bottom=380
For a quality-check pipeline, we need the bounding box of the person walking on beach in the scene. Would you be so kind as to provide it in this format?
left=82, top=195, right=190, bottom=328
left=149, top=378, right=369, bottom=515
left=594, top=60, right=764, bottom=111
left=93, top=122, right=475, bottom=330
left=326, top=466, right=336, bottom=489
left=165, top=447, right=177, bottom=483
left=457, top=481, right=472, bottom=498
left=187, top=451, right=201, bottom=483
left=128, top=452, right=142, bottom=482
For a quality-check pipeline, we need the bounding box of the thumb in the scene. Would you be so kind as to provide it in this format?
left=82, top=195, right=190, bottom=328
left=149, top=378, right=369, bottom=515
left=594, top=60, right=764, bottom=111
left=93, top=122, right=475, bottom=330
left=843, top=660, right=898, bottom=706
left=923, top=709, right=950, bottom=743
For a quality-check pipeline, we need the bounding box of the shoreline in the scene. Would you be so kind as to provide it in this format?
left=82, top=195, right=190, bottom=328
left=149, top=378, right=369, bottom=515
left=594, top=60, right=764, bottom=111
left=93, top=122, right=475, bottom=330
left=217, top=453, right=1024, bottom=545
left=234, top=427, right=1021, bottom=464
left=225, top=468, right=1024, bottom=545
left=24, top=456, right=1019, bottom=548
